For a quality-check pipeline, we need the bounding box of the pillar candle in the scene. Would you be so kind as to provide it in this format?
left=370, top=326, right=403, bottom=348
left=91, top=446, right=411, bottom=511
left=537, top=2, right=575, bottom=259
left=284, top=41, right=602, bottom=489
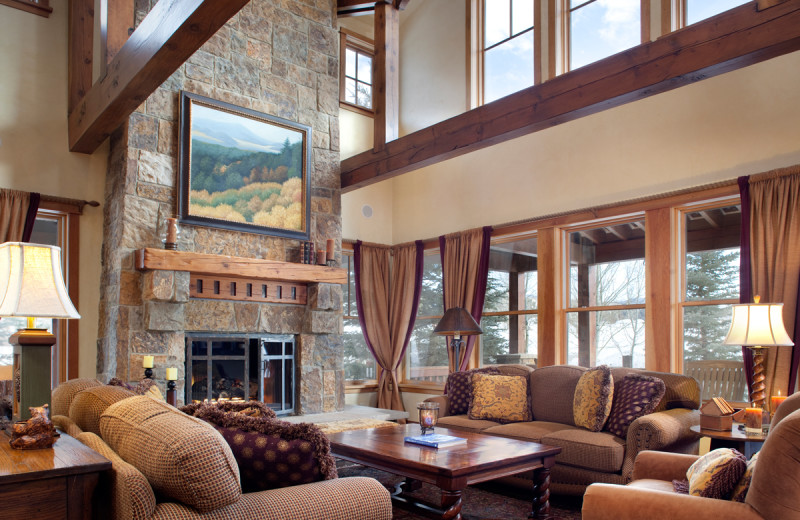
left=771, top=392, right=787, bottom=413
left=316, top=250, right=327, bottom=265
left=326, top=239, right=335, bottom=261
left=166, top=367, right=178, bottom=381
left=744, top=406, right=762, bottom=432
left=142, top=355, right=154, bottom=368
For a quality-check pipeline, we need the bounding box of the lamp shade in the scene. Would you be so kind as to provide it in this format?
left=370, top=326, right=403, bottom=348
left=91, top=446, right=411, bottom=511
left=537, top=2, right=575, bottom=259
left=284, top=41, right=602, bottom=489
left=433, top=307, right=482, bottom=336
left=723, top=302, right=793, bottom=347
left=0, top=242, right=80, bottom=319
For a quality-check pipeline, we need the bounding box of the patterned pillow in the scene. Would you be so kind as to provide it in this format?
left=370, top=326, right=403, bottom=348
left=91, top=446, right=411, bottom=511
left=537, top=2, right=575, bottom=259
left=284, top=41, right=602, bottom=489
left=605, top=374, right=666, bottom=438
left=468, top=373, right=531, bottom=423
left=573, top=365, right=614, bottom=432
left=445, top=367, right=501, bottom=415
left=730, top=452, right=759, bottom=502
left=686, top=448, right=747, bottom=499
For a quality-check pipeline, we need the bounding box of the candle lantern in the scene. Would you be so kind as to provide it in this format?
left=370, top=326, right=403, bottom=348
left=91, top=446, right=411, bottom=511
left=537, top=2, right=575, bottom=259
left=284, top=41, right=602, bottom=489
left=417, top=401, right=439, bottom=435
left=160, top=217, right=181, bottom=250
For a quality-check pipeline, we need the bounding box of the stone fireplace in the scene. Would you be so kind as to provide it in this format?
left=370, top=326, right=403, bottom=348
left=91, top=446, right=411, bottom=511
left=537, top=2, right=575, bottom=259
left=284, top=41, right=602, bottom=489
left=96, top=0, right=344, bottom=414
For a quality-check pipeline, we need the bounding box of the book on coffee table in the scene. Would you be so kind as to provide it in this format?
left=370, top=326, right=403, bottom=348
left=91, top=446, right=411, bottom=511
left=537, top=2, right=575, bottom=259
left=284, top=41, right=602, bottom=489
left=404, top=433, right=467, bottom=448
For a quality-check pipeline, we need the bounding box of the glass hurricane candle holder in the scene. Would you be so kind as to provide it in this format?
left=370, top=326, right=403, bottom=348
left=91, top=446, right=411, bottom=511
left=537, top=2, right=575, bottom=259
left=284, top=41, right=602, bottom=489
left=417, top=401, right=439, bottom=435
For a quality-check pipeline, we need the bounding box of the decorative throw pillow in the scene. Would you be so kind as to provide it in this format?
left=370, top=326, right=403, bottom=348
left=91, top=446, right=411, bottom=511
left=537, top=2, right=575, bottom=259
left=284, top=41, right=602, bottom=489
left=181, top=400, right=335, bottom=493
left=573, top=366, right=614, bottom=432
left=445, top=367, right=502, bottom=415
left=468, top=373, right=531, bottom=423
left=686, top=448, right=747, bottom=499
left=108, top=378, right=165, bottom=402
left=68, top=385, right=137, bottom=435
left=730, top=452, right=759, bottom=502
left=605, top=374, right=666, bottom=438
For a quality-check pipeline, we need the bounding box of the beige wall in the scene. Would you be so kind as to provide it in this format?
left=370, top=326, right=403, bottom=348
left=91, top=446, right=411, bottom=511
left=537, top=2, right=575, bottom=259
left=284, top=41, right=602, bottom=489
left=0, top=4, right=108, bottom=378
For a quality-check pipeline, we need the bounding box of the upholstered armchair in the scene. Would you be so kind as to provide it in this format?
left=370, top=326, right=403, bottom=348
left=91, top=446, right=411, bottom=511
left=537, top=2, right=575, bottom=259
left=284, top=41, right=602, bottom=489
left=582, top=392, right=800, bottom=520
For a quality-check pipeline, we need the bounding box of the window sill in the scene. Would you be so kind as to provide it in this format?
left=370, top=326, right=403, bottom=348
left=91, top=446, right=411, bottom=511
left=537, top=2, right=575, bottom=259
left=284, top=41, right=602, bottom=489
left=340, top=101, right=374, bottom=118
left=345, top=381, right=378, bottom=393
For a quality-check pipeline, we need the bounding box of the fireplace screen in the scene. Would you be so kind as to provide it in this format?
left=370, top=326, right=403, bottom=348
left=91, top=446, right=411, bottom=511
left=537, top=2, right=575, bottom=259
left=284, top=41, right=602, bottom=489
left=186, top=334, right=295, bottom=415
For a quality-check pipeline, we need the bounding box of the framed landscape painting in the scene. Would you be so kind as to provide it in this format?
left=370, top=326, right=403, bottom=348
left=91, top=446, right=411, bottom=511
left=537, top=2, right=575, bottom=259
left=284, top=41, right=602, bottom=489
left=178, top=91, right=311, bottom=240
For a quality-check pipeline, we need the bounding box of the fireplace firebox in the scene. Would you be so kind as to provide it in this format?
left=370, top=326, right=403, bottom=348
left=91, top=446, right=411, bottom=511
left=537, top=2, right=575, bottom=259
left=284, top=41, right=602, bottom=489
left=186, top=334, right=295, bottom=415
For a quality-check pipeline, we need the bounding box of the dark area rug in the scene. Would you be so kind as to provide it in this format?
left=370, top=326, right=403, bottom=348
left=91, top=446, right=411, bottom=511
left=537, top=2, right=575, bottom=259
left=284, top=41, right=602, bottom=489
left=336, top=460, right=582, bottom=520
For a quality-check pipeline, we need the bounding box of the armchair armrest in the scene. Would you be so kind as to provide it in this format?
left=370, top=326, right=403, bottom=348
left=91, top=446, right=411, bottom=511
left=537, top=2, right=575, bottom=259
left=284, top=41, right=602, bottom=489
left=632, top=451, right=699, bottom=481
left=424, top=395, right=450, bottom=417
left=582, top=483, right=763, bottom=520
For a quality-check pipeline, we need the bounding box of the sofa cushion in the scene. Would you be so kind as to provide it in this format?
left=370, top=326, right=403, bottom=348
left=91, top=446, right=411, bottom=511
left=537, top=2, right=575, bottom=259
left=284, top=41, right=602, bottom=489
left=436, top=415, right=501, bottom=433
left=469, top=373, right=531, bottom=423
left=573, top=365, right=614, bottom=432
left=686, top=447, right=746, bottom=499
left=69, top=385, right=136, bottom=435
left=181, top=400, right=335, bottom=493
left=51, top=378, right=102, bottom=417
left=541, top=428, right=626, bottom=473
left=483, top=421, right=577, bottom=443
left=445, top=367, right=501, bottom=415
left=530, top=365, right=587, bottom=425
left=100, top=395, right=241, bottom=513
left=605, top=374, right=666, bottom=438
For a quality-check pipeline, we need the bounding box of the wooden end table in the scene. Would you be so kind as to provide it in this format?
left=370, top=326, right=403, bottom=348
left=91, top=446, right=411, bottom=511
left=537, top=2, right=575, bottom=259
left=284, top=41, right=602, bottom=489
left=327, top=423, right=561, bottom=520
left=0, top=430, right=111, bottom=520
left=690, top=423, right=767, bottom=458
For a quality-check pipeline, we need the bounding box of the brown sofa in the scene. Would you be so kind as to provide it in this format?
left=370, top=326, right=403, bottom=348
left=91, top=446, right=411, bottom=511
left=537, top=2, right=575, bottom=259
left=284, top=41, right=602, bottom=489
left=582, top=391, right=800, bottom=520
left=425, top=364, right=701, bottom=494
left=51, top=379, right=392, bottom=520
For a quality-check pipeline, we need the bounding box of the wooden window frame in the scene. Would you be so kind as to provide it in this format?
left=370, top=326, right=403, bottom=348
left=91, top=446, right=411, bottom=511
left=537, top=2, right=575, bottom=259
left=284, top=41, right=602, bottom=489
left=672, top=196, right=742, bottom=375
left=339, top=28, right=376, bottom=117
left=473, top=0, right=542, bottom=107
left=0, top=0, right=52, bottom=17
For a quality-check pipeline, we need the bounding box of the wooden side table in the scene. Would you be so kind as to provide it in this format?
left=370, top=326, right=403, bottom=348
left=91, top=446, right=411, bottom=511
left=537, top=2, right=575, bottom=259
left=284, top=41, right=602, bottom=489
left=690, top=423, right=767, bottom=458
left=0, top=430, right=111, bottom=520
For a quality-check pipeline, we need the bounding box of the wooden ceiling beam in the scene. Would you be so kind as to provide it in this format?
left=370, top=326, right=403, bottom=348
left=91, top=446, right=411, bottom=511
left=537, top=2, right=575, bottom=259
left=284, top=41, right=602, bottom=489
left=337, top=0, right=378, bottom=16
left=101, top=0, right=135, bottom=76
left=68, top=0, right=249, bottom=154
left=341, top=0, right=800, bottom=192
left=68, top=0, right=93, bottom=114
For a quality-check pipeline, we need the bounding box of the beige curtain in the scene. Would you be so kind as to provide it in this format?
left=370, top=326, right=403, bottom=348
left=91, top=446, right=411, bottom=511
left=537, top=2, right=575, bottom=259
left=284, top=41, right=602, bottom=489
left=749, top=166, right=800, bottom=397
left=440, top=228, right=489, bottom=372
left=0, top=189, right=32, bottom=242
left=355, top=242, right=421, bottom=411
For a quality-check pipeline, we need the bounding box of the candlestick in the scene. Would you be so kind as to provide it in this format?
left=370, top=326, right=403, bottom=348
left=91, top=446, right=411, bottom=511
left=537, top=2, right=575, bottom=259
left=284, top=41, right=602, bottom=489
left=167, top=380, right=177, bottom=407
left=142, top=355, right=154, bottom=369
left=744, top=406, right=762, bottom=434
left=771, top=391, right=787, bottom=415
left=166, top=367, right=178, bottom=381
left=326, top=239, right=335, bottom=261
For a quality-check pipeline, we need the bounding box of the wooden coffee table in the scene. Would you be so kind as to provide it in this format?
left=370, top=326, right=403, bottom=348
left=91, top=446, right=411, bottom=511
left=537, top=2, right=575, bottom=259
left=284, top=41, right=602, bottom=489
left=327, top=423, right=561, bottom=520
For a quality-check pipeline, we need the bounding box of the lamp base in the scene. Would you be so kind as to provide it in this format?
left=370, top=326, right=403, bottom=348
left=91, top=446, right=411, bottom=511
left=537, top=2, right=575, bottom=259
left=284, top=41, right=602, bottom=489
left=749, top=346, right=767, bottom=409
left=11, top=328, right=56, bottom=422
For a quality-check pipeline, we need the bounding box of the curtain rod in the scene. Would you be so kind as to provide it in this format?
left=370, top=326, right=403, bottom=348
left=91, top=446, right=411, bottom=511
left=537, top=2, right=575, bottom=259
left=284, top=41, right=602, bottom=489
left=40, top=194, right=101, bottom=212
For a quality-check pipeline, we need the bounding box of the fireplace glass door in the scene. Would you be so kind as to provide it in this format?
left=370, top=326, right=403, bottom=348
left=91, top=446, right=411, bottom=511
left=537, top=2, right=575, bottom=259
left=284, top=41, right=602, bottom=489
left=186, top=334, right=295, bottom=415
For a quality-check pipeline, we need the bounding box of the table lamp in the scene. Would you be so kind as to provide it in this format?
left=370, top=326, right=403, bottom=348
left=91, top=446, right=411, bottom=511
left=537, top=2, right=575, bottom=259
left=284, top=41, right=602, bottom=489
left=0, top=243, right=80, bottom=421
left=723, top=296, right=794, bottom=410
left=433, top=307, right=482, bottom=372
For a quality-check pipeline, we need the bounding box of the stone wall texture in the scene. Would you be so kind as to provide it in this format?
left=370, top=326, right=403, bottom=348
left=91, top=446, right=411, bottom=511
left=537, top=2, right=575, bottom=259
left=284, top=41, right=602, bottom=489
left=98, top=0, right=343, bottom=413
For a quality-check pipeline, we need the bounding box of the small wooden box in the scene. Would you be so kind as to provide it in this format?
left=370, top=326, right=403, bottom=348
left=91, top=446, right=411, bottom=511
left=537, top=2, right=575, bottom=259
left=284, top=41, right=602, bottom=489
left=700, top=413, right=734, bottom=431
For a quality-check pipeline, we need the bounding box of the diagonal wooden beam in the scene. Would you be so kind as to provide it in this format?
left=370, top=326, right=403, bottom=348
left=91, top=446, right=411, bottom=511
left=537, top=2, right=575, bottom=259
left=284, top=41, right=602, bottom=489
left=337, top=0, right=378, bottom=16
left=341, top=0, right=800, bottom=192
left=68, top=0, right=249, bottom=154
left=68, top=0, right=93, bottom=114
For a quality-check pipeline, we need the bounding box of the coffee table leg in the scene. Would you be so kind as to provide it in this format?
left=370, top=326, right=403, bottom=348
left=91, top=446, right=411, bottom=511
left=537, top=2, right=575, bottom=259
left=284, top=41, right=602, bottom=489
left=440, top=489, right=463, bottom=520
left=529, top=465, right=551, bottom=519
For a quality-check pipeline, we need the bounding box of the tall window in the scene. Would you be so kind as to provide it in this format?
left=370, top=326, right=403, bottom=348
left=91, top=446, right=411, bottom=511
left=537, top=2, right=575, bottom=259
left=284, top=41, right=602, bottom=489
left=340, top=30, right=374, bottom=113
left=483, top=0, right=535, bottom=103
left=482, top=235, right=538, bottom=366
left=566, top=219, right=646, bottom=368
left=679, top=201, right=743, bottom=401
left=341, top=253, right=378, bottom=382
left=684, top=0, right=749, bottom=26
left=405, top=254, right=448, bottom=384
left=568, top=0, right=641, bottom=71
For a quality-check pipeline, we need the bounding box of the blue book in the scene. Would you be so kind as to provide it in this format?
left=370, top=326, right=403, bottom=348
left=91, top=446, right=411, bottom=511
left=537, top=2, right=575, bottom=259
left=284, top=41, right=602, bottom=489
left=404, top=433, right=467, bottom=448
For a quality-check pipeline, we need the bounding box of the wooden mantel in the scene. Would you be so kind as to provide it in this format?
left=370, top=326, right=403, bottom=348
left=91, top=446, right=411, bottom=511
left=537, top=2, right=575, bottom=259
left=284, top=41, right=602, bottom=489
left=135, top=248, right=347, bottom=285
